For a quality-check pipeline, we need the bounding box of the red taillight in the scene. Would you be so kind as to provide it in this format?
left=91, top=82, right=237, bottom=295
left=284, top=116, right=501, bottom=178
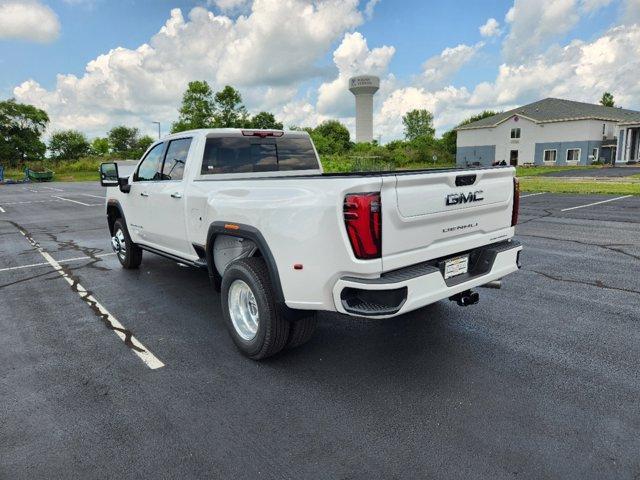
left=344, top=193, right=381, bottom=259
left=511, top=177, right=520, bottom=226
left=241, top=130, right=284, bottom=138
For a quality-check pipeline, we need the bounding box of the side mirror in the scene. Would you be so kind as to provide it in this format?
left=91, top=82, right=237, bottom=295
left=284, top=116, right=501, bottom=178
left=100, top=162, right=119, bottom=187
left=100, top=162, right=131, bottom=193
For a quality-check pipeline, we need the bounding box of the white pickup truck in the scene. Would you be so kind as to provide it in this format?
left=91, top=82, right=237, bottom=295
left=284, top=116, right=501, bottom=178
left=100, top=129, right=522, bottom=359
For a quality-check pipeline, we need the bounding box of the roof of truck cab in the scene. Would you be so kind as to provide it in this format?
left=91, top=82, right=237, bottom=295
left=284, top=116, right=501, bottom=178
left=161, top=128, right=309, bottom=139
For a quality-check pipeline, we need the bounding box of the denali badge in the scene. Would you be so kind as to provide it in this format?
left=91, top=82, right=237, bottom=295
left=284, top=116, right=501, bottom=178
left=446, top=190, right=484, bottom=206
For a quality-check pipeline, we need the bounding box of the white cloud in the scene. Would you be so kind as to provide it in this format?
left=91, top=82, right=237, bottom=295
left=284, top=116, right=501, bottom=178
left=502, top=0, right=580, bottom=64
left=316, top=31, right=394, bottom=116
left=207, top=0, right=250, bottom=13
left=13, top=1, right=364, bottom=136
left=479, top=18, right=501, bottom=37
left=420, top=42, right=483, bottom=89
left=0, top=0, right=60, bottom=43
left=364, top=0, right=380, bottom=19
left=579, top=0, right=614, bottom=13
left=622, top=0, right=640, bottom=23
left=376, top=22, right=640, bottom=139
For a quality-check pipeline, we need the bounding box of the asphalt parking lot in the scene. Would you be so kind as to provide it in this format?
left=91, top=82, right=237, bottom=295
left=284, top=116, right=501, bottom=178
left=1, top=182, right=639, bottom=479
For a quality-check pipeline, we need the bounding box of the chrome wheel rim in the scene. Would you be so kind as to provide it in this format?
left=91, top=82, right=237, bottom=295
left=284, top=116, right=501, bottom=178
left=228, top=279, right=259, bottom=341
left=112, top=228, right=127, bottom=261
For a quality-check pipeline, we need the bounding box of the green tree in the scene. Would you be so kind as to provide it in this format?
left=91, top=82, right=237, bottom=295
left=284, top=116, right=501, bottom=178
left=250, top=111, right=283, bottom=130
left=108, top=126, right=140, bottom=157
left=133, top=135, right=155, bottom=158
left=136, top=135, right=155, bottom=157
left=48, top=129, right=90, bottom=161
left=90, top=137, right=110, bottom=156
left=402, top=109, right=435, bottom=141
left=600, top=92, right=615, bottom=107
left=439, top=110, right=498, bottom=155
left=0, top=99, right=49, bottom=167
left=213, top=85, right=248, bottom=128
left=312, top=120, right=351, bottom=154
left=172, top=80, right=216, bottom=133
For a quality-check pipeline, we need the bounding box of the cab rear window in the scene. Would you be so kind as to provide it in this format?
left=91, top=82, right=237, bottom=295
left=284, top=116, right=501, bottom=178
left=201, top=136, right=319, bottom=174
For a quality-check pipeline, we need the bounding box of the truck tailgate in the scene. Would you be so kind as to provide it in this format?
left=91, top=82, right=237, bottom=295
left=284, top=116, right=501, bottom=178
left=381, top=167, right=516, bottom=271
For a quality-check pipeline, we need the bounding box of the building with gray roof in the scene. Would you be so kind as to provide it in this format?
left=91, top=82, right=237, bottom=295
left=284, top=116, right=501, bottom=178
left=455, top=98, right=640, bottom=166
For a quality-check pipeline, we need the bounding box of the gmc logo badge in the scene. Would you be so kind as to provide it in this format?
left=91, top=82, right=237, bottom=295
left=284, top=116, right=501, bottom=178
left=446, top=190, right=484, bottom=206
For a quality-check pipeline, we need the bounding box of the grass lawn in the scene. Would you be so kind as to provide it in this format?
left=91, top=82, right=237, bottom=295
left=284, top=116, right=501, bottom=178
left=515, top=165, right=602, bottom=177
left=520, top=177, right=640, bottom=195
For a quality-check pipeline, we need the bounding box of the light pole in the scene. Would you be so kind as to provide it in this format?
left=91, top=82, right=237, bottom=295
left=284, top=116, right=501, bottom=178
left=152, top=121, right=161, bottom=139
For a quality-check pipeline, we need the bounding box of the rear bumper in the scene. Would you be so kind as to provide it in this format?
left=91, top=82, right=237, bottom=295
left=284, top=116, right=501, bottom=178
left=332, top=240, right=522, bottom=318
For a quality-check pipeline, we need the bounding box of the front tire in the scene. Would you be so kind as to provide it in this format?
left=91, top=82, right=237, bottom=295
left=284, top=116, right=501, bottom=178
left=221, top=257, right=290, bottom=360
left=112, top=219, right=142, bottom=269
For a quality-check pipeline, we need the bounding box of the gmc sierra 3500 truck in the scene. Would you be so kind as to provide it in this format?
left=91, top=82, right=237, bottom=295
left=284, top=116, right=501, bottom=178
left=99, top=129, right=522, bottom=360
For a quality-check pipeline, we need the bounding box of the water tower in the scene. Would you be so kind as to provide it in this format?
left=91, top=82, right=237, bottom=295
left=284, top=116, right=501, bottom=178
left=349, top=75, right=380, bottom=143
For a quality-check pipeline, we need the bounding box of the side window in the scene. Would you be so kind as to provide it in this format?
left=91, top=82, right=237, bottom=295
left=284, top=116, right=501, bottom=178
left=510, top=128, right=521, bottom=139
left=136, top=143, right=164, bottom=181
left=162, top=138, right=192, bottom=181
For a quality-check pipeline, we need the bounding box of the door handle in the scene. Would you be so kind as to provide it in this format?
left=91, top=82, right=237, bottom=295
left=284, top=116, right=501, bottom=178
left=170, top=192, right=182, bottom=199
left=140, top=192, right=149, bottom=197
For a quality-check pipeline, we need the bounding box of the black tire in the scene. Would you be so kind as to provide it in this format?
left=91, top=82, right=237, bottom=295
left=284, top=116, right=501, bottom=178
left=113, top=218, right=142, bottom=269
left=221, top=257, right=290, bottom=360
left=286, top=313, right=317, bottom=350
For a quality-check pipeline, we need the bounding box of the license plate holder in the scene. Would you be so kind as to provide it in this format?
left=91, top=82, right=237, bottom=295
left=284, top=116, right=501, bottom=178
left=443, top=255, right=469, bottom=279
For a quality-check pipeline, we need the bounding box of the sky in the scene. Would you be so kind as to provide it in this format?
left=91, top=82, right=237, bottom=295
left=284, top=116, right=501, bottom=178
left=1, top=0, right=640, bottom=142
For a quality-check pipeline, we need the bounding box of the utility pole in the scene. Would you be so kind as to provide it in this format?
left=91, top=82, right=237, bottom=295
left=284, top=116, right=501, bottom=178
left=152, top=121, right=161, bottom=139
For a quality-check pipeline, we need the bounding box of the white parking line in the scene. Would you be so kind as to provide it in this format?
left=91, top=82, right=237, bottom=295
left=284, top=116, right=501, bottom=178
left=520, top=192, right=546, bottom=198
left=42, top=186, right=64, bottom=192
left=16, top=228, right=164, bottom=370
left=560, top=195, right=633, bottom=212
left=80, top=193, right=106, bottom=199
left=51, top=195, right=101, bottom=207
left=0, top=206, right=5, bottom=213
left=0, top=200, right=58, bottom=205
left=0, top=253, right=116, bottom=273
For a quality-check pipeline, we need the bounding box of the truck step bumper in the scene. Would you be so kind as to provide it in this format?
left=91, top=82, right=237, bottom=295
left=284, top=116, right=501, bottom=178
left=332, top=240, right=522, bottom=318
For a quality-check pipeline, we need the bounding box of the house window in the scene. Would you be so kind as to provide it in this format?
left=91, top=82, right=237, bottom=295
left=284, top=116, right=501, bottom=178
left=602, top=124, right=606, bottom=135
left=510, top=128, right=521, bottom=139
left=543, top=149, right=557, bottom=163
left=566, top=148, right=581, bottom=162
left=591, top=147, right=599, bottom=163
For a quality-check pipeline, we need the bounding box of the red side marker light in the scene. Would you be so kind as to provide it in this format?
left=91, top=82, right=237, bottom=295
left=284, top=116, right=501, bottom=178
left=293, top=264, right=303, bottom=270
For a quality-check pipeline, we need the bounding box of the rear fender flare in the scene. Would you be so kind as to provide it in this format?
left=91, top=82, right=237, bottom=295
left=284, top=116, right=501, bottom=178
left=206, top=222, right=285, bottom=304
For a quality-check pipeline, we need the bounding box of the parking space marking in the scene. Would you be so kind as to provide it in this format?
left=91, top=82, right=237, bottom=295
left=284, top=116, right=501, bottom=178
left=520, top=192, right=546, bottom=198
left=0, top=206, right=5, bottom=213
left=16, top=227, right=164, bottom=370
left=0, top=200, right=59, bottom=205
left=51, top=195, right=101, bottom=207
left=42, top=186, right=64, bottom=192
left=80, top=193, right=106, bottom=199
left=0, top=253, right=116, bottom=273
left=560, top=195, right=633, bottom=212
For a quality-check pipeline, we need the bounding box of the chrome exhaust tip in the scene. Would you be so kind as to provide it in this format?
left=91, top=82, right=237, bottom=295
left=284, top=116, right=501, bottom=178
left=480, top=280, right=502, bottom=289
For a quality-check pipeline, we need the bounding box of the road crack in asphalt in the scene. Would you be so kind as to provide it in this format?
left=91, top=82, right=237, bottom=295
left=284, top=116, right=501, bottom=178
left=517, top=233, right=640, bottom=262
left=525, top=268, right=640, bottom=296
left=517, top=209, right=554, bottom=225
left=40, top=230, right=111, bottom=272
left=2, top=219, right=145, bottom=353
